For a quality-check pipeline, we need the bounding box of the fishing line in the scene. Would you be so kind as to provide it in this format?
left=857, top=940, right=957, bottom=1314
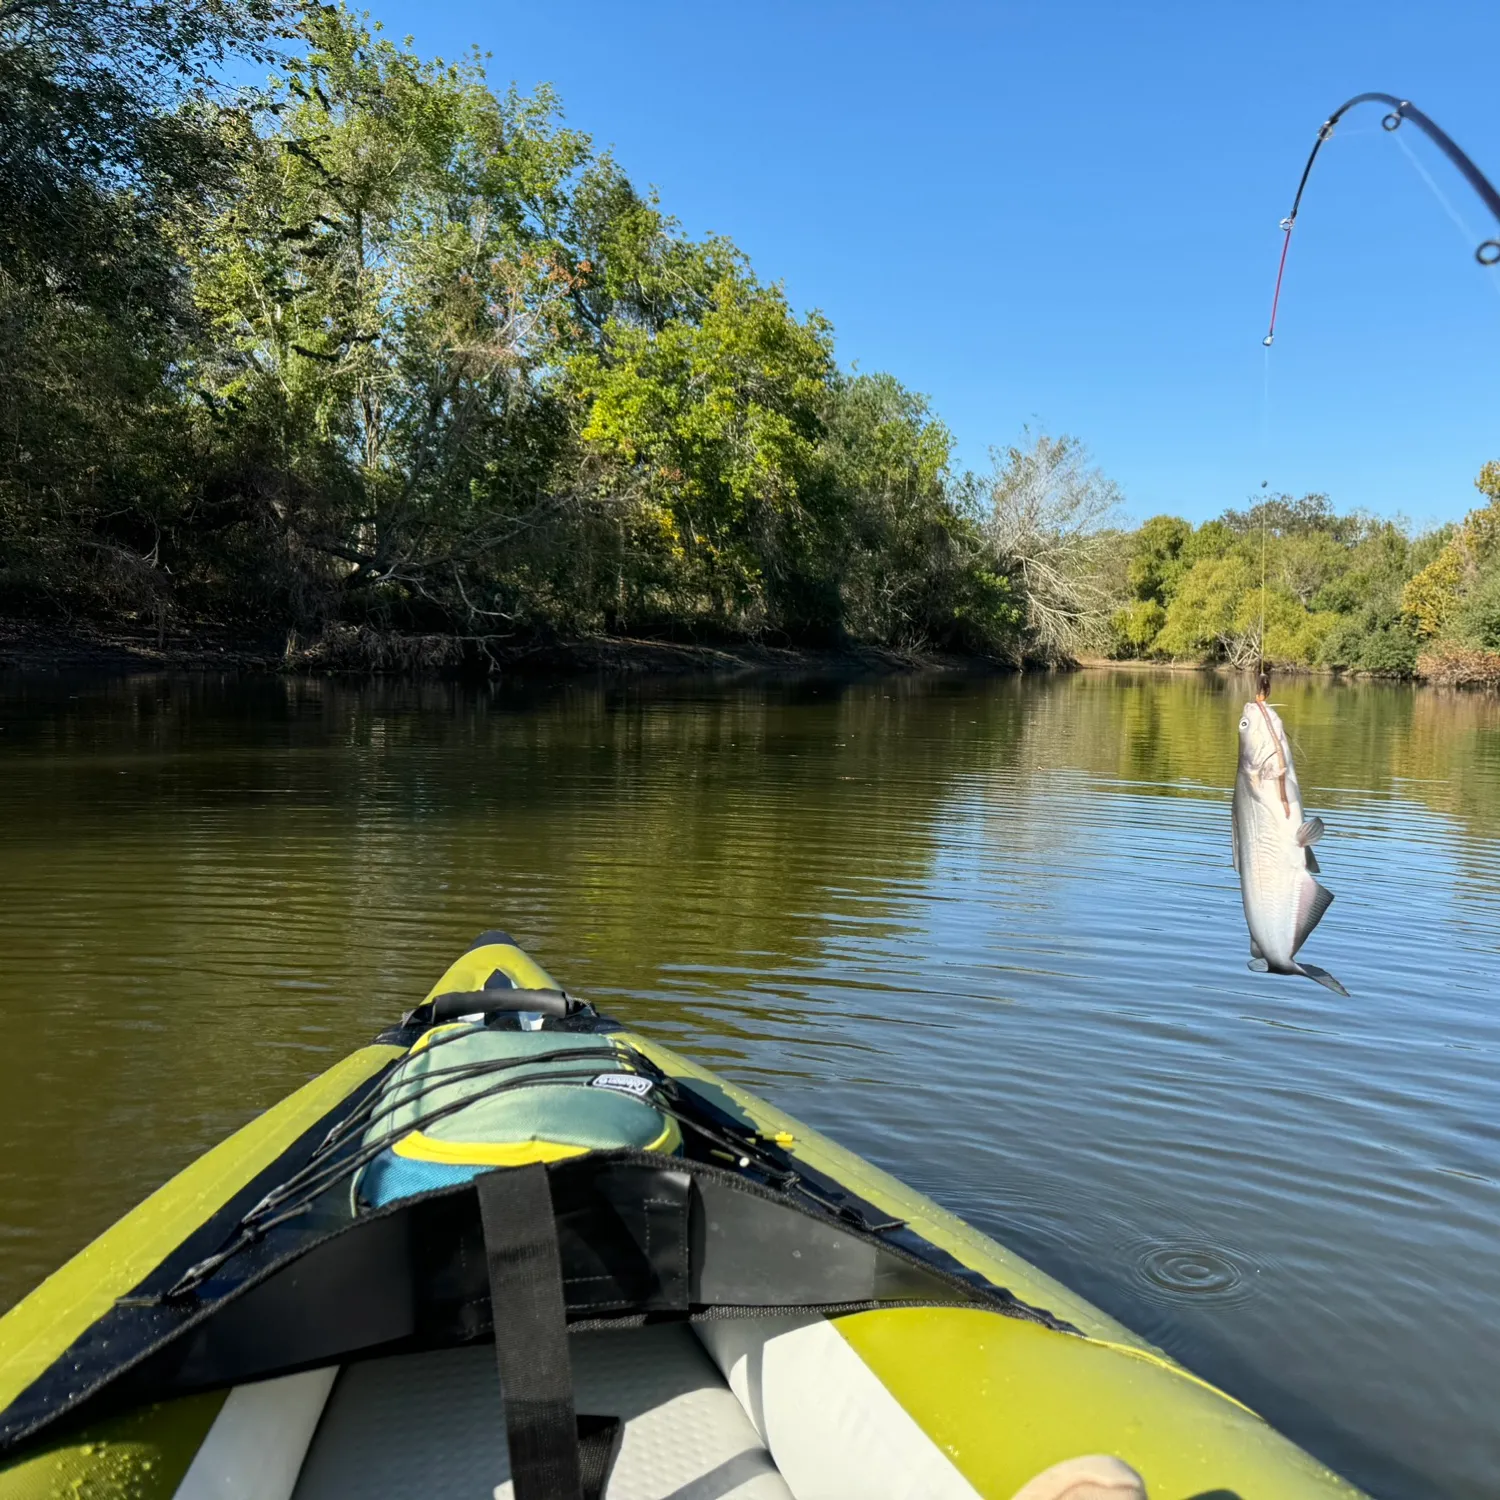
left=1392, top=130, right=1500, bottom=308
left=1259, top=497, right=1269, bottom=694
left=1259, top=341, right=1271, bottom=694
left=1261, top=344, right=1271, bottom=454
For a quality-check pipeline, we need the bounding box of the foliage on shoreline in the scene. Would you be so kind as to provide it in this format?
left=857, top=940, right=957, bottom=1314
left=3, top=2, right=1494, bottom=681
left=1105, top=462, right=1500, bottom=681
left=1, top=4, right=1113, bottom=665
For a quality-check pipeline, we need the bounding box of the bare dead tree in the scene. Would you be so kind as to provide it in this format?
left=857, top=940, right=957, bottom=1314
left=982, top=430, right=1121, bottom=663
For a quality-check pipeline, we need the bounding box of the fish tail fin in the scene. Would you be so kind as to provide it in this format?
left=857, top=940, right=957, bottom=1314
left=1297, top=962, right=1350, bottom=998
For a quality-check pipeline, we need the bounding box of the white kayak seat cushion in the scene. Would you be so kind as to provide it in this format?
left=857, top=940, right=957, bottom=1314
left=290, top=1324, right=791, bottom=1500
left=173, top=1367, right=339, bottom=1500
left=695, top=1315, right=982, bottom=1500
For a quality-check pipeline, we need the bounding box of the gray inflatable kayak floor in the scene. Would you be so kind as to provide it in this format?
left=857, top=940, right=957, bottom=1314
left=291, top=1324, right=792, bottom=1500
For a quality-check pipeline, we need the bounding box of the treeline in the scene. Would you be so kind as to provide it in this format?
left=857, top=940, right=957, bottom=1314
left=1, top=0, right=1116, bottom=666
left=7, top=2, right=1495, bottom=681
left=1104, top=461, right=1500, bottom=683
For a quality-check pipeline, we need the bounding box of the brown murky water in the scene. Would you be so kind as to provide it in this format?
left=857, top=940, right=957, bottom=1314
left=2, top=668, right=1498, bottom=1498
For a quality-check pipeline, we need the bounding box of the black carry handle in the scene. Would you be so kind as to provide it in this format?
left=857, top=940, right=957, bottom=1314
left=476, top=1165, right=621, bottom=1500
left=410, top=987, right=584, bottom=1026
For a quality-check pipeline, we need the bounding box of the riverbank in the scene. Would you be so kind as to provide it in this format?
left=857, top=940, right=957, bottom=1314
left=12, top=619, right=1498, bottom=689
left=1077, top=650, right=1500, bottom=688
left=1074, top=655, right=1342, bottom=681
left=0, top=617, right=1012, bottom=680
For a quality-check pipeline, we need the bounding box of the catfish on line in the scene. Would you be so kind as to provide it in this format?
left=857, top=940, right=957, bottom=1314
left=1231, top=676, right=1348, bottom=997
left=1220, top=83, right=1500, bottom=996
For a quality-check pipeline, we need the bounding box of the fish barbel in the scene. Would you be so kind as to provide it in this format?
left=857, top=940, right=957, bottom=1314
left=1231, top=699, right=1349, bottom=997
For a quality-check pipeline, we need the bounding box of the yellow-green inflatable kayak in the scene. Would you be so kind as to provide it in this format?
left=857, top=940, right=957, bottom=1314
left=0, top=933, right=1365, bottom=1500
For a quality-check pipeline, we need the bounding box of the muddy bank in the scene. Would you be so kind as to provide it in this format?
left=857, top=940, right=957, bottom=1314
left=1074, top=655, right=1340, bottom=678
left=1077, top=653, right=1500, bottom=690
left=0, top=617, right=1013, bottom=681
left=1074, top=656, right=1409, bottom=683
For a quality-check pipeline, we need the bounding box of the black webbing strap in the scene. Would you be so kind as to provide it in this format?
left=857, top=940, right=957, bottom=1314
left=476, top=1165, right=620, bottom=1500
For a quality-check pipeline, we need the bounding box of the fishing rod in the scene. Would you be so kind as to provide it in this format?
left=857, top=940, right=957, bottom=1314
left=1264, top=93, right=1500, bottom=346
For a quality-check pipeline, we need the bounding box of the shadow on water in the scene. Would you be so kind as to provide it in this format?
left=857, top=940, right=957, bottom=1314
left=2, top=666, right=1499, bottom=1499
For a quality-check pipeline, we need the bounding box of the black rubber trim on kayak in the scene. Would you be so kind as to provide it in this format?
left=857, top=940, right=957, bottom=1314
left=0, top=1150, right=1076, bottom=1459
left=468, top=929, right=517, bottom=950
left=478, top=1165, right=621, bottom=1500
left=0, top=1053, right=404, bottom=1446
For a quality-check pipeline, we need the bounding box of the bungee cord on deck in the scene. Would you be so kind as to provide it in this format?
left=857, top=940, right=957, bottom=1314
left=1264, top=92, right=1500, bottom=347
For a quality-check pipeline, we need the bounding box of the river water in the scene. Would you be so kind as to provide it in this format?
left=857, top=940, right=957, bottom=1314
left=0, top=667, right=1496, bottom=1497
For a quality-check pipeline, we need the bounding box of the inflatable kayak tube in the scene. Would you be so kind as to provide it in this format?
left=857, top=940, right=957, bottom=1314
left=0, top=933, right=1365, bottom=1500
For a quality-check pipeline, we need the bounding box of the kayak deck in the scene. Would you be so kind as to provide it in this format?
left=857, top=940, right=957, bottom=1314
left=0, top=933, right=1369, bottom=1500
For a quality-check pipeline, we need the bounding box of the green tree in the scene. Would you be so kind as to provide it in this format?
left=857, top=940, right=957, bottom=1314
left=1111, top=599, right=1167, bottom=652
left=1402, top=463, right=1500, bottom=640
left=1125, top=515, right=1191, bottom=604
left=180, top=6, right=595, bottom=627
left=1222, top=491, right=1360, bottom=543
left=1152, top=555, right=1256, bottom=662
left=1314, top=522, right=1420, bottom=674
left=1181, top=518, right=1237, bottom=564
left=819, top=373, right=1017, bottom=650
left=0, top=0, right=289, bottom=622
left=1275, top=530, right=1348, bottom=607
left=567, top=265, right=836, bottom=634
left=1105, top=492, right=1468, bottom=675
left=21, top=0, right=1472, bottom=676
left=0, top=0, right=287, bottom=303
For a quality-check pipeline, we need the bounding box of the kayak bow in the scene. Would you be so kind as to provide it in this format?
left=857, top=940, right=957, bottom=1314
left=0, top=932, right=1365, bottom=1500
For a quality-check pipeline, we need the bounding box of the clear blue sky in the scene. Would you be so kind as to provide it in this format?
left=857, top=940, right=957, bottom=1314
left=352, top=0, right=1498, bottom=527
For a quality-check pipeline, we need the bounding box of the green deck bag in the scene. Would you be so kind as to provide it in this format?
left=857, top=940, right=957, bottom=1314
left=355, top=1028, right=680, bottom=1209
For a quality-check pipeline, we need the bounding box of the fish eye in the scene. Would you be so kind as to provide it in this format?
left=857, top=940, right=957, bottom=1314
left=1239, top=718, right=1249, bottom=730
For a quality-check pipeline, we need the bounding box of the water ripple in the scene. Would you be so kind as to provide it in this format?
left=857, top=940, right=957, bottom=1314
left=1127, top=1239, right=1261, bottom=1306
left=2, top=669, right=1499, bottom=1499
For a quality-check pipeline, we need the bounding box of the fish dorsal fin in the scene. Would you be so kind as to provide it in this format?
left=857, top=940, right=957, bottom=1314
left=1293, top=877, right=1335, bottom=955
left=1297, top=817, right=1325, bottom=846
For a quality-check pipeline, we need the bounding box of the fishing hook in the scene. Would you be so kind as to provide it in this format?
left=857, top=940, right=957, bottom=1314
left=1263, top=92, right=1500, bottom=346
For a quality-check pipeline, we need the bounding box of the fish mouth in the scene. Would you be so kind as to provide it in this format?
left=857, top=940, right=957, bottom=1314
left=1250, top=699, right=1292, bottom=816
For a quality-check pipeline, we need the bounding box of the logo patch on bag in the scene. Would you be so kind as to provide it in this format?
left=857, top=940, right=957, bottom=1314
left=590, top=1072, right=654, bottom=1099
